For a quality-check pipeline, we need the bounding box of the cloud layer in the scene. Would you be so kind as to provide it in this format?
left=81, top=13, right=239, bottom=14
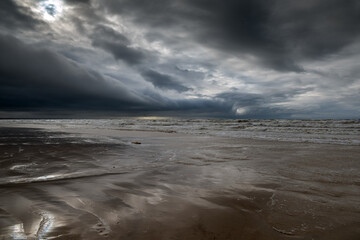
left=0, top=0, right=359, bottom=118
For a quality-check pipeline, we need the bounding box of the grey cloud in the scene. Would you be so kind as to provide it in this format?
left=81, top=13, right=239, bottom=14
left=216, top=87, right=314, bottom=105
left=89, top=25, right=193, bottom=92
left=0, top=0, right=358, bottom=118
left=0, top=0, right=42, bottom=30
left=0, top=34, right=144, bottom=110
left=0, top=34, right=226, bottom=116
left=213, top=89, right=317, bottom=118
left=100, top=0, right=360, bottom=72
left=270, top=0, right=360, bottom=59
left=176, top=92, right=293, bottom=119
left=63, top=0, right=91, bottom=4
left=174, top=66, right=207, bottom=83
left=215, top=92, right=264, bottom=106
left=91, top=25, right=145, bottom=65
left=99, top=0, right=178, bottom=27
left=142, top=69, right=191, bottom=92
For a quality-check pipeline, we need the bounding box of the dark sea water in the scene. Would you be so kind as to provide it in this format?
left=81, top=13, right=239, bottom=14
left=0, top=119, right=359, bottom=239
left=2, top=118, right=359, bottom=145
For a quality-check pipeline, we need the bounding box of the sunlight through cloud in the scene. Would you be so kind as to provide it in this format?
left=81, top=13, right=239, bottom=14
left=37, top=0, right=64, bottom=21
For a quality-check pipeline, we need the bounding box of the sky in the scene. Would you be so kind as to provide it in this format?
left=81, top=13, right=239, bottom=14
left=0, top=0, right=359, bottom=118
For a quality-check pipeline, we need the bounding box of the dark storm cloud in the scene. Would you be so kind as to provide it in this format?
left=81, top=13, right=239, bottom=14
left=142, top=69, right=191, bottom=92
left=0, top=0, right=358, bottom=118
left=0, top=34, right=143, bottom=110
left=63, top=0, right=91, bottom=4
left=91, top=25, right=145, bottom=65
left=271, top=0, right=360, bottom=59
left=0, top=29, right=274, bottom=114
left=0, top=0, right=41, bottom=30
left=215, top=92, right=264, bottom=107
left=101, top=0, right=360, bottom=72
left=0, top=34, right=227, bottom=115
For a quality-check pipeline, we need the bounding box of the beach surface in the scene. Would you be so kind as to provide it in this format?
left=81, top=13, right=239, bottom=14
left=0, top=119, right=359, bottom=239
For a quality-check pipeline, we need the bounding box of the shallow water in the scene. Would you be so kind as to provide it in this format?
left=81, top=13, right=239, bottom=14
left=0, top=120, right=359, bottom=239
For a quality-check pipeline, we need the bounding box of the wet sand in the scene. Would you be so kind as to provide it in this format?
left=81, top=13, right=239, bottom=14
left=0, top=125, right=359, bottom=239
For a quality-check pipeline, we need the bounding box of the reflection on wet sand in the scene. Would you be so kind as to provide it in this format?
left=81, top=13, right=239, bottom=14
left=0, top=126, right=359, bottom=239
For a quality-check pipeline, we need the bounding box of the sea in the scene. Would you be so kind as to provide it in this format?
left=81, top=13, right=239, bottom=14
left=1, top=118, right=360, bottom=145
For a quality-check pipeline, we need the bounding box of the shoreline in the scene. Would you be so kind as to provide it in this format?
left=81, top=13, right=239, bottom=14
left=1, top=118, right=359, bottom=146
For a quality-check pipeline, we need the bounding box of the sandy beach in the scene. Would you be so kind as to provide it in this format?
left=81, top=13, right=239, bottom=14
left=0, top=122, right=359, bottom=239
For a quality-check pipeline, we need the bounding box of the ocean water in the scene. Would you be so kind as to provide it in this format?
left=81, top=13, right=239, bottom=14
left=2, top=118, right=360, bottom=145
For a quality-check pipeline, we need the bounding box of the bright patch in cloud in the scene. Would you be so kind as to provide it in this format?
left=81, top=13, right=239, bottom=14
left=235, top=107, right=248, bottom=116
left=37, top=0, right=64, bottom=21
